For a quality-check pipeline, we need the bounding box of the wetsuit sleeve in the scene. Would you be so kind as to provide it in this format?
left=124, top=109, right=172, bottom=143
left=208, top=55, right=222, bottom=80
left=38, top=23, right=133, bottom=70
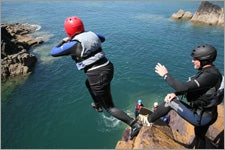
left=165, top=70, right=220, bottom=95
left=50, top=40, right=77, bottom=57
left=96, top=33, right=105, bottom=43
left=164, top=73, right=199, bottom=95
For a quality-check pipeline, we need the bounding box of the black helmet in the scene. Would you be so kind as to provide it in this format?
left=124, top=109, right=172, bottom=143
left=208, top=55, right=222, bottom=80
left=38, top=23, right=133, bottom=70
left=191, top=44, right=217, bottom=62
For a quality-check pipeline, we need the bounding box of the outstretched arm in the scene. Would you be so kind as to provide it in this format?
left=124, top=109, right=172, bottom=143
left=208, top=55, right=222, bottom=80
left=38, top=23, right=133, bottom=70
left=50, top=37, right=77, bottom=57
left=154, top=63, right=199, bottom=94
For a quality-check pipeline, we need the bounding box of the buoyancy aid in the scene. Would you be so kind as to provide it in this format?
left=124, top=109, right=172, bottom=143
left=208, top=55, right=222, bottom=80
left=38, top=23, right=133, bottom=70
left=203, top=76, right=224, bottom=108
left=190, top=78, right=222, bottom=109
left=186, top=66, right=222, bottom=107
left=192, top=76, right=223, bottom=125
left=72, top=31, right=105, bottom=70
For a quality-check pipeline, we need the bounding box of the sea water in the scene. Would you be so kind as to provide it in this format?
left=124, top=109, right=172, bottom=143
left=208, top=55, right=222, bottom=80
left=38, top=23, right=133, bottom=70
left=1, top=1, right=224, bottom=149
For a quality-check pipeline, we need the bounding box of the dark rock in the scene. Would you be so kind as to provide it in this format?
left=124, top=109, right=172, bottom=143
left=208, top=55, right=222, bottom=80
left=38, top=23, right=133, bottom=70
left=1, top=25, right=21, bottom=58
left=1, top=23, right=43, bottom=81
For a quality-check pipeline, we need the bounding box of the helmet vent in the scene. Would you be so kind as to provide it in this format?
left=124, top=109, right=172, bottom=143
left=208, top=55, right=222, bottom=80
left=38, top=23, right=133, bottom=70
left=191, top=44, right=217, bottom=62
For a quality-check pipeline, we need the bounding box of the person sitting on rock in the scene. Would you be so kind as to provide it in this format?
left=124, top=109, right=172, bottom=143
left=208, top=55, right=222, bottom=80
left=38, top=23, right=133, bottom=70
left=146, top=44, right=223, bottom=149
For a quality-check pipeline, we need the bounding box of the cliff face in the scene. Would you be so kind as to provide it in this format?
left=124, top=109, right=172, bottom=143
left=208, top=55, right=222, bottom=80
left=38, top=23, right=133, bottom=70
left=116, top=104, right=224, bottom=149
left=1, top=23, right=44, bottom=81
left=171, top=1, right=224, bottom=27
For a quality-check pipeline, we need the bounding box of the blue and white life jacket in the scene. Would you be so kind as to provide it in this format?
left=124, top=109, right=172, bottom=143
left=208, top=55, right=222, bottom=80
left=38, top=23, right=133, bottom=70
left=72, top=31, right=105, bottom=70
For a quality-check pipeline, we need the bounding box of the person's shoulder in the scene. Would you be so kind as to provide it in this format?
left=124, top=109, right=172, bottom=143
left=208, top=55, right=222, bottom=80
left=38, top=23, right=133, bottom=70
left=203, top=66, right=220, bottom=74
left=95, top=33, right=105, bottom=42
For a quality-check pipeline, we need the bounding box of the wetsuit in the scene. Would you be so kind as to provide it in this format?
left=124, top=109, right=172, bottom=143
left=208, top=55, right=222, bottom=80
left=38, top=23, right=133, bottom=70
left=50, top=31, right=135, bottom=127
left=148, top=66, right=222, bottom=148
left=135, top=103, right=144, bottom=118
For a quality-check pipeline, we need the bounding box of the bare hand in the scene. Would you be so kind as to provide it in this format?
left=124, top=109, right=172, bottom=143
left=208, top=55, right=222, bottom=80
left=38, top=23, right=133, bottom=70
left=63, top=37, right=71, bottom=42
left=164, top=93, right=177, bottom=103
left=155, top=63, right=168, bottom=77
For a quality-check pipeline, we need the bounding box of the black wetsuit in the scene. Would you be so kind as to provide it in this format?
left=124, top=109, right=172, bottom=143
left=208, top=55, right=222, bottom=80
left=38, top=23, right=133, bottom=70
left=50, top=32, right=135, bottom=127
left=148, top=66, right=222, bottom=148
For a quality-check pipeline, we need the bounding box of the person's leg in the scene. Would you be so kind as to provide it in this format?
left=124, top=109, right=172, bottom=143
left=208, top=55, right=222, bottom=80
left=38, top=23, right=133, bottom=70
left=98, top=84, right=135, bottom=125
left=85, top=79, right=103, bottom=112
left=148, top=99, right=212, bottom=126
left=86, top=62, right=132, bottom=124
left=194, top=125, right=209, bottom=149
left=87, top=62, right=142, bottom=139
left=166, top=99, right=214, bottom=126
left=148, top=99, right=213, bottom=148
left=148, top=102, right=171, bottom=122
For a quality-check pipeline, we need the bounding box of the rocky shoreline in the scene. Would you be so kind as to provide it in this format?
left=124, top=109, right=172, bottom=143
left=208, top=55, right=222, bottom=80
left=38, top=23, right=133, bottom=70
left=171, top=1, right=224, bottom=27
left=1, top=23, right=44, bottom=81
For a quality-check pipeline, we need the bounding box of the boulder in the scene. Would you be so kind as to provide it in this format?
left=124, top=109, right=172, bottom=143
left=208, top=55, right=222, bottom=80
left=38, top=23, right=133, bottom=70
left=171, top=9, right=193, bottom=20
left=171, top=9, right=185, bottom=20
left=191, top=1, right=224, bottom=26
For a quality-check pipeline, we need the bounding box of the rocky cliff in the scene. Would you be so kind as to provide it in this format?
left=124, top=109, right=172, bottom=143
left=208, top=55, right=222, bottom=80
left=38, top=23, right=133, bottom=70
left=115, top=104, right=224, bottom=149
left=171, top=1, right=224, bottom=27
left=1, top=23, right=44, bottom=81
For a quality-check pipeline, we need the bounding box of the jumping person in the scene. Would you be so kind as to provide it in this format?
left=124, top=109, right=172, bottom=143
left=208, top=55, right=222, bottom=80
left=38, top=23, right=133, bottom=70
left=147, top=44, right=223, bottom=148
left=50, top=16, right=141, bottom=139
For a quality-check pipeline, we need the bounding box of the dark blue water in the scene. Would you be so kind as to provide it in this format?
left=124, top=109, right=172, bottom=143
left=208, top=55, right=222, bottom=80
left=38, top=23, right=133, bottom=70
left=1, top=1, right=224, bottom=149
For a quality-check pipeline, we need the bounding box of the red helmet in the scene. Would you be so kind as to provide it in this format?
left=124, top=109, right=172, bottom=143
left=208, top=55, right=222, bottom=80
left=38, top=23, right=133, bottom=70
left=64, top=16, right=85, bottom=37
